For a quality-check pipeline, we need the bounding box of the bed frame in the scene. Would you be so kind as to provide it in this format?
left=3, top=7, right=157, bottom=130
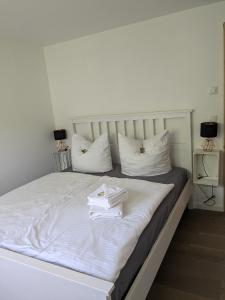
left=0, top=110, right=193, bottom=300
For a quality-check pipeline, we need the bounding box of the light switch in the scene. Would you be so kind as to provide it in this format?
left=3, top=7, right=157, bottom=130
left=208, top=86, right=218, bottom=95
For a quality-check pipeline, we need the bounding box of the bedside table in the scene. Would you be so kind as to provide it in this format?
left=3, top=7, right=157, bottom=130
left=53, top=149, right=71, bottom=172
left=193, top=149, right=220, bottom=186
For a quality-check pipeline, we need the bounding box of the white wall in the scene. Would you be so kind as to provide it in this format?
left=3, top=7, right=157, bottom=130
left=44, top=1, right=225, bottom=210
left=0, top=40, right=55, bottom=195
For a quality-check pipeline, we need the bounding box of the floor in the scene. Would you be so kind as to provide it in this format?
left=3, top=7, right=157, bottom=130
left=147, top=209, right=225, bottom=300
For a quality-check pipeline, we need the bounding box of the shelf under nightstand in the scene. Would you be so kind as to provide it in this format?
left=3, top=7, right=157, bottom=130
left=193, top=149, right=220, bottom=187
left=53, top=149, right=71, bottom=172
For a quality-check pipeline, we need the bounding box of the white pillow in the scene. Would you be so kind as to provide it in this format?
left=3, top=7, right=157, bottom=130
left=118, top=130, right=171, bottom=176
left=71, top=133, right=112, bottom=173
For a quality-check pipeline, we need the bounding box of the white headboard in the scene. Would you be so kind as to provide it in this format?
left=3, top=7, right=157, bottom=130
left=71, top=110, right=193, bottom=176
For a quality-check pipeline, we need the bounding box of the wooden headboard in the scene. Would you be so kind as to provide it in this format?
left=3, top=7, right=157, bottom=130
left=71, top=110, right=193, bottom=176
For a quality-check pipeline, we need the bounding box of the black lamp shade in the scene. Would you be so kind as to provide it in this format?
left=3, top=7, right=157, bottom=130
left=200, top=122, right=217, bottom=138
left=53, top=129, right=67, bottom=140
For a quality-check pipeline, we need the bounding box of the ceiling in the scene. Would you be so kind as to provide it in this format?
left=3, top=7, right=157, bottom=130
left=0, top=0, right=223, bottom=46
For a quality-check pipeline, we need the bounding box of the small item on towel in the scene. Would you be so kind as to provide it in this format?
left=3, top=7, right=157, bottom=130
left=87, top=183, right=128, bottom=209
left=89, top=203, right=123, bottom=220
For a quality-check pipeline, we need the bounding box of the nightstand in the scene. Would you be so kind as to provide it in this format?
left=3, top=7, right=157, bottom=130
left=53, top=149, right=71, bottom=172
left=193, top=149, right=220, bottom=186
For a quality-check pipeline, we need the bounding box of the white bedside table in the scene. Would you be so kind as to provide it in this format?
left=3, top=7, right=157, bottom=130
left=193, top=149, right=220, bottom=186
left=53, top=149, right=71, bottom=172
left=193, top=149, right=220, bottom=207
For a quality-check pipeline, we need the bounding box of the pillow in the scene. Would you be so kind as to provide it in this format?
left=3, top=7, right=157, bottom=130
left=118, top=130, right=171, bottom=176
left=71, top=133, right=112, bottom=173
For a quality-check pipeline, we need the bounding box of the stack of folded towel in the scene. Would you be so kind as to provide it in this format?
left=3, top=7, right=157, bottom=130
left=87, top=183, right=128, bottom=220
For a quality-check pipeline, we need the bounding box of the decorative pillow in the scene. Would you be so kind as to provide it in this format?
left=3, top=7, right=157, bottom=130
left=71, top=133, right=112, bottom=173
left=118, top=130, right=171, bottom=176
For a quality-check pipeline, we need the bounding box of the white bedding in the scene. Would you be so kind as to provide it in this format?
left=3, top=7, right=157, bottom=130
left=0, top=172, right=174, bottom=282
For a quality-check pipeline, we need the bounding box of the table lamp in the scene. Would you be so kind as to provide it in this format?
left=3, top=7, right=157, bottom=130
left=200, top=122, right=217, bottom=152
left=53, top=129, right=68, bottom=152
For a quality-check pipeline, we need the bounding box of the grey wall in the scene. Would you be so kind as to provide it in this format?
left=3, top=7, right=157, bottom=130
left=0, top=40, right=55, bottom=195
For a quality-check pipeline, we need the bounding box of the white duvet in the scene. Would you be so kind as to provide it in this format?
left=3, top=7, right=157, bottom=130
left=0, top=172, right=174, bottom=282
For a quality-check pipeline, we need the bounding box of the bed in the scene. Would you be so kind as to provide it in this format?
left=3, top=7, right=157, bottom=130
left=0, top=110, right=193, bottom=300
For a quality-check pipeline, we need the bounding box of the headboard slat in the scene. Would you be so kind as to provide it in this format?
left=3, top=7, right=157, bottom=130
left=90, top=123, right=94, bottom=141
left=98, top=122, right=101, bottom=135
left=115, top=121, right=119, bottom=144
left=140, top=120, right=145, bottom=140
left=73, top=123, right=77, bottom=134
left=133, top=120, right=136, bottom=139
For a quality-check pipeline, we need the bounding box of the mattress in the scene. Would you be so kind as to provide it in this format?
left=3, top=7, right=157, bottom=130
left=83, top=165, right=188, bottom=300
left=0, top=166, right=187, bottom=299
left=0, top=171, right=174, bottom=283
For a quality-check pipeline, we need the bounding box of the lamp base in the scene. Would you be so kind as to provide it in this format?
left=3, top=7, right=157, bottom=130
left=201, top=138, right=215, bottom=152
left=57, top=140, right=69, bottom=152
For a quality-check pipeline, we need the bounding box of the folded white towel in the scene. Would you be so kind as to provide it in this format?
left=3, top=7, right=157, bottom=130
left=87, top=184, right=128, bottom=209
left=89, top=203, right=123, bottom=220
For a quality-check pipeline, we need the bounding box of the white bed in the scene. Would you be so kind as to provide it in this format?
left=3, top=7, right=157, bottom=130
left=0, top=110, right=193, bottom=300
